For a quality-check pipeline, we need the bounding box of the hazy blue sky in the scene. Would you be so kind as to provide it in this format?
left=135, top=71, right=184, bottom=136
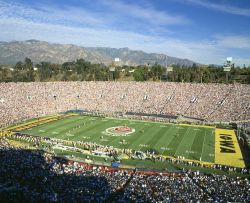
left=0, top=0, right=250, bottom=65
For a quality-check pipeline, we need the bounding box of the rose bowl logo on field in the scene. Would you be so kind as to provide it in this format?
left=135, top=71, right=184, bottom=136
left=104, top=126, right=135, bottom=136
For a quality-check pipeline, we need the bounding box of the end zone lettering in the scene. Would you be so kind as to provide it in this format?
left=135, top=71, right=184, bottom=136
left=219, top=134, right=236, bottom=153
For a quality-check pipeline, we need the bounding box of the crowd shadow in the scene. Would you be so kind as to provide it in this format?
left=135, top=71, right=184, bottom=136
left=0, top=148, right=115, bottom=203
left=238, top=141, right=250, bottom=168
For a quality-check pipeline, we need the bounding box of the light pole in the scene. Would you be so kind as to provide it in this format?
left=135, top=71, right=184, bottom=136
left=223, top=57, right=232, bottom=83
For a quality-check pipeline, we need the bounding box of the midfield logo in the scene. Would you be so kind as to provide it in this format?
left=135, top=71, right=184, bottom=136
left=102, top=126, right=135, bottom=136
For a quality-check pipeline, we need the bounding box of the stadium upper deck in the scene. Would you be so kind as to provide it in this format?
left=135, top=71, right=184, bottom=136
left=0, top=81, right=249, bottom=126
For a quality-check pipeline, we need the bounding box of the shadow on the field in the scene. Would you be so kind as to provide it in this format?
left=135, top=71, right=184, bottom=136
left=238, top=141, right=250, bottom=168
left=0, top=148, right=119, bottom=203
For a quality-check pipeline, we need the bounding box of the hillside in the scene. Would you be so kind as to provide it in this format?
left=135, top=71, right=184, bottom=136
left=0, top=40, right=196, bottom=66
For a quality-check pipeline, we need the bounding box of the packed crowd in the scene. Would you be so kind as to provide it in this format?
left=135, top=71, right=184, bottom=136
left=0, top=138, right=249, bottom=202
left=1, top=82, right=250, bottom=127
left=0, top=138, right=130, bottom=202
left=192, top=173, right=250, bottom=202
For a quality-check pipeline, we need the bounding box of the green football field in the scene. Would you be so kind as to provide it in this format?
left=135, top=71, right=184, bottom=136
left=22, top=115, right=215, bottom=163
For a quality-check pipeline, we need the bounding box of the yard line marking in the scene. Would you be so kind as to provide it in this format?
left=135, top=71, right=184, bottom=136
left=185, top=131, right=198, bottom=160
left=173, top=128, right=195, bottom=158
left=82, top=136, right=90, bottom=139
left=139, top=144, right=149, bottom=147
left=66, top=133, right=74, bottom=137
left=200, top=131, right=206, bottom=162
left=185, top=150, right=197, bottom=154
left=160, top=147, right=172, bottom=150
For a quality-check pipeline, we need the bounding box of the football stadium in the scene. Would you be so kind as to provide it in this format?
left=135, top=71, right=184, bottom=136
left=1, top=81, right=250, bottom=202
left=1, top=0, right=250, bottom=201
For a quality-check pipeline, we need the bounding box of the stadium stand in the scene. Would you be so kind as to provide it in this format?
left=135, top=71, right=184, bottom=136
left=0, top=82, right=250, bottom=127
left=1, top=81, right=250, bottom=202
left=0, top=137, right=249, bottom=202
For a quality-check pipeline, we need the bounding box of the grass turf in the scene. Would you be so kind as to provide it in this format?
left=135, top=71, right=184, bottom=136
left=22, top=115, right=215, bottom=163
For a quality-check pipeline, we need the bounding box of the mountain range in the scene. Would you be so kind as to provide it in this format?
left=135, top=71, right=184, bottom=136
left=0, top=40, right=196, bottom=66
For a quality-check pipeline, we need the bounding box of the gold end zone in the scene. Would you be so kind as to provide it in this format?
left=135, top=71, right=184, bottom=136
left=3, top=113, right=78, bottom=132
left=215, top=128, right=245, bottom=168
